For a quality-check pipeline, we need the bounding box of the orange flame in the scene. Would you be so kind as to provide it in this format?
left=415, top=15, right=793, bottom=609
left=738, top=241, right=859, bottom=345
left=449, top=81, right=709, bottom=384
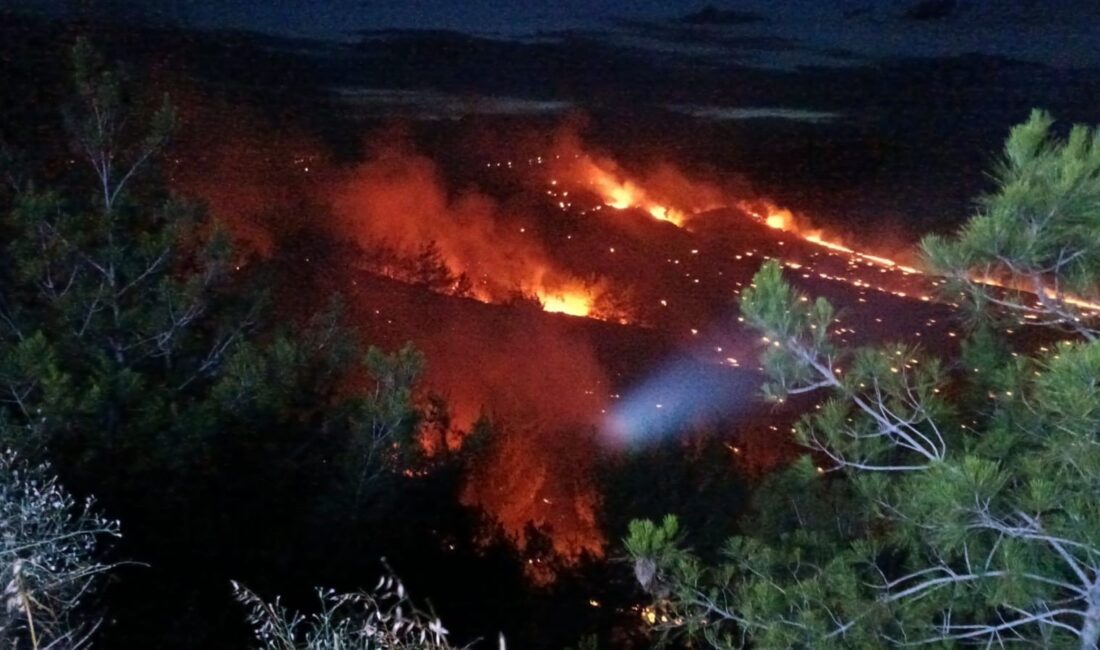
left=568, top=157, right=687, bottom=226
left=593, top=174, right=685, bottom=226
left=537, top=287, right=595, bottom=317
left=749, top=202, right=924, bottom=273
left=764, top=208, right=794, bottom=231
left=546, top=135, right=1097, bottom=320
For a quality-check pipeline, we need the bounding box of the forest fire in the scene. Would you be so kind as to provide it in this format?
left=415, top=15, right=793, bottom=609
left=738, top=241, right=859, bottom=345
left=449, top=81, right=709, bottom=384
left=171, top=113, right=969, bottom=583
left=524, top=140, right=1098, bottom=342
left=539, top=130, right=728, bottom=231
left=538, top=141, right=932, bottom=298
left=14, top=14, right=1100, bottom=650
left=756, top=204, right=921, bottom=274
left=531, top=132, right=927, bottom=288
left=747, top=199, right=1098, bottom=314
left=320, top=128, right=945, bottom=333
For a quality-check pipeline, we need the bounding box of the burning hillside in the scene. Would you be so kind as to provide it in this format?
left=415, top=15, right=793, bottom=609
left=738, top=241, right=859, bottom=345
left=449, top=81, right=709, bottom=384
left=13, top=17, right=1100, bottom=650
left=173, top=110, right=1009, bottom=578
left=315, top=127, right=982, bottom=574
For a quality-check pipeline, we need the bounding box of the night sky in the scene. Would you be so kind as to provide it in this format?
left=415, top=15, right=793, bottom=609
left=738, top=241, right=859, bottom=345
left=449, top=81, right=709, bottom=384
left=14, top=0, right=1100, bottom=70
left=19, top=0, right=709, bottom=37
left=15, top=0, right=893, bottom=39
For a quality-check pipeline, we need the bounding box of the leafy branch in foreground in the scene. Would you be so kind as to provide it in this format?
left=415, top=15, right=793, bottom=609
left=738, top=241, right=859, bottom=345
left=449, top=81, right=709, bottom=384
left=740, top=259, right=953, bottom=473
left=923, top=109, right=1100, bottom=341
left=627, top=112, right=1100, bottom=649
left=1, top=451, right=120, bottom=649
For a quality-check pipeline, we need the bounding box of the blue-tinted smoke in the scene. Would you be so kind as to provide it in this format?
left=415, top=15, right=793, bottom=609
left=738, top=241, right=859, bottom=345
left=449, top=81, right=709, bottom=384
left=604, top=356, right=759, bottom=446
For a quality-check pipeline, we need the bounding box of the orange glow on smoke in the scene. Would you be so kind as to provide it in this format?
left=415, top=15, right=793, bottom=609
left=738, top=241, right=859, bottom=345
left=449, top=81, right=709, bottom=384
left=461, top=422, right=604, bottom=584
left=541, top=134, right=1083, bottom=314
left=548, top=136, right=929, bottom=282
left=329, top=143, right=625, bottom=322
left=178, top=105, right=1100, bottom=588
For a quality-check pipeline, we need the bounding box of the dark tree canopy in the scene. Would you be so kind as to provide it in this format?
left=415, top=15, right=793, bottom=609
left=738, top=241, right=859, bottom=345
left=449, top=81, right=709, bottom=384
left=0, top=39, right=428, bottom=648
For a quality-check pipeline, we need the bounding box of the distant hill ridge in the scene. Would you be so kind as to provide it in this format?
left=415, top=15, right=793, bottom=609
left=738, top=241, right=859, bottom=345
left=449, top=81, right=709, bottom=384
left=895, top=0, right=1098, bottom=23
left=675, top=1, right=1098, bottom=25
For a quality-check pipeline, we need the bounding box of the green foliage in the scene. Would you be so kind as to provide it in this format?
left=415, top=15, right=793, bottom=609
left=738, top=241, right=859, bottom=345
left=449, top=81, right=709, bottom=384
left=344, top=343, right=426, bottom=505
left=0, top=39, right=431, bottom=645
left=0, top=39, right=424, bottom=485
left=740, top=260, right=836, bottom=399
left=627, top=112, right=1100, bottom=648
left=625, top=516, right=681, bottom=569
left=922, top=109, right=1100, bottom=340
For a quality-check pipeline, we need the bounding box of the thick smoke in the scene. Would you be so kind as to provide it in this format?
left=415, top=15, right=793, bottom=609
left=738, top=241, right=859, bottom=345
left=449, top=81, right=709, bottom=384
left=325, top=138, right=617, bottom=572
left=329, top=140, right=600, bottom=308
left=437, top=311, right=609, bottom=579
left=341, top=278, right=612, bottom=577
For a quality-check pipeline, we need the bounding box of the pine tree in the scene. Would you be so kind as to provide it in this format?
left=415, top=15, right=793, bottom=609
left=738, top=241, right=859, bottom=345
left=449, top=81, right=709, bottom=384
left=626, top=111, right=1100, bottom=648
left=0, top=36, right=426, bottom=495
left=411, top=241, right=458, bottom=292
left=0, top=39, right=428, bottom=644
